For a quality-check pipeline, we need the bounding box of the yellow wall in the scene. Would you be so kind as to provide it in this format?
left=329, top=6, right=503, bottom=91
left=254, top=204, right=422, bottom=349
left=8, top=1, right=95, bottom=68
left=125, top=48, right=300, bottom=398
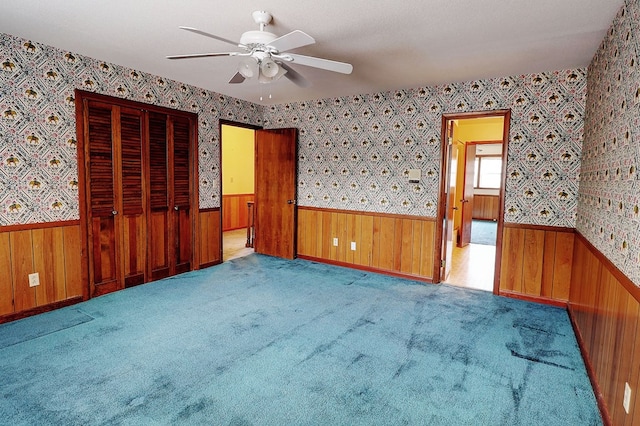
left=454, top=117, right=504, bottom=142
left=453, top=117, right=505, bottom=201
left=222, top=125, right=255, bottom=195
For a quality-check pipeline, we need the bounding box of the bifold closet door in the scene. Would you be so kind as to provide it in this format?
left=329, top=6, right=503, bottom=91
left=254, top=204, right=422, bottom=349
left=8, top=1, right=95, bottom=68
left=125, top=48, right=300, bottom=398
left=85, top=101, right=146, bottom=296
left=148, top=112, right=170, bottom=280
left=148, top=113, right=193, bottom=279
left=171, top=116, right=192, bottom=274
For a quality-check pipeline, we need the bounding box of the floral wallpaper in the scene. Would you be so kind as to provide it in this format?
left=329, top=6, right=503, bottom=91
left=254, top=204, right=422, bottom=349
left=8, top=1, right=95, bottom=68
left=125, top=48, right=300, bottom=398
left=577, top=0, right=640, bottom=286
left=1, top=30, right=587, bottom=229
left=0, top=32, right=262, bottom=226
left=263, top=69, right=586, bottom=226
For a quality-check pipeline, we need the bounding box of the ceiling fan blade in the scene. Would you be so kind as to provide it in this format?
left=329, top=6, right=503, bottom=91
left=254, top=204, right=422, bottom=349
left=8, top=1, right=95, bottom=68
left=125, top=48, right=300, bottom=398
left=179, top=26, right=242, bottom=48
left=268, top=30, right=315, bottom=52
left=166, top=52, right=235, bottom=60
left=279, top=63, right=311, bottom=88
left=285, top=53, right=353, bottom=74
left=228, top=72, right=245, bottom=84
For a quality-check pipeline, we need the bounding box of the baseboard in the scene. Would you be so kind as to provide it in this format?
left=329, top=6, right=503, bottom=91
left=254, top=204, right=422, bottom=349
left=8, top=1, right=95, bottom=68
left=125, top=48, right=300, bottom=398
left=297, top=255, right=434, bottom=283
left=567, top=304, right=612, bottom=426
left=498, top=290, right=568, bottom=308
left=0, top=296, right=84, bottom=324
left=200, top=260, right=222, bottom=269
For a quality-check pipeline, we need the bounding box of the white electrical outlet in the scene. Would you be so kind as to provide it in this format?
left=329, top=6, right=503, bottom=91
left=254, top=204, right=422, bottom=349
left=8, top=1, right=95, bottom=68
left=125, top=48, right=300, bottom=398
left=332, top=238, right=338, bottom=247
left=350, top=242, right=356, bottom=251
left=28, top=272, right=40, bottom=287
left=624, top=382, right=632, bottom=414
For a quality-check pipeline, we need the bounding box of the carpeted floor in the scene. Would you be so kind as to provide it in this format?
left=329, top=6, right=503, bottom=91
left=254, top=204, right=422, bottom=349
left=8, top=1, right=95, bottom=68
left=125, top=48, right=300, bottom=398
left=470, top=219, right=497, bottom=246
left=0, top=254, right=601, bottom=425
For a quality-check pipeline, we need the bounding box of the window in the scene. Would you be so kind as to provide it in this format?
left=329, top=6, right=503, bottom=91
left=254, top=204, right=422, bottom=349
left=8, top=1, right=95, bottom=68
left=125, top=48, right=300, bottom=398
left=474, top=156, right=502, bottom=189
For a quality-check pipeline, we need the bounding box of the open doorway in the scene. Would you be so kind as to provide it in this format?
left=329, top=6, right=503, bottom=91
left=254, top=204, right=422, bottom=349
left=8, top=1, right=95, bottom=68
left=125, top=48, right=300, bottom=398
left=220, top=123, right=257, bottom=261
left=436, top=111, right=510, bottom=293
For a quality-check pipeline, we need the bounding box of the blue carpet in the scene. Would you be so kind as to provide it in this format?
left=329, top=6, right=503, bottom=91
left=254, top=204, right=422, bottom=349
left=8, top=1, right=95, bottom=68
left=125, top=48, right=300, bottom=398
left=0, top=254, right=600, bottom=425
left=471, top=219, right=497, bottom=245
left=0, top=308, right=93, bottom=349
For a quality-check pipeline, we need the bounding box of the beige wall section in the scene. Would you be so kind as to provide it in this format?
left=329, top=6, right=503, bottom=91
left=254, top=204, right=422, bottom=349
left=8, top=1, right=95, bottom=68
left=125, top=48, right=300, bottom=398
left=222, top=125, right=255, bottom=195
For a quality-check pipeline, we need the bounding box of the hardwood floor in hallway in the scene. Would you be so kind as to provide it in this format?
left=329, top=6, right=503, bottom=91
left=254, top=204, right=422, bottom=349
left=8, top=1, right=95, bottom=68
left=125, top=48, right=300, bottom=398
left=223, top=228, right=254, bottom=261
left=445, top=243, right=496, bottom=292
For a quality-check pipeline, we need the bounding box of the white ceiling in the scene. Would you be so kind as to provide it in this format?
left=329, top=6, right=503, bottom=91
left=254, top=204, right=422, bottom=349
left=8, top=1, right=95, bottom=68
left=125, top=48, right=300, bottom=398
left=0, top=0, right=624, bottom=106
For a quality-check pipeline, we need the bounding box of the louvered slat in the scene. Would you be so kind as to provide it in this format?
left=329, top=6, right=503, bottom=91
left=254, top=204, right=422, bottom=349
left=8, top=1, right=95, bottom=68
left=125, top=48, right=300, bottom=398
left=149, top=113, right=168, bottom=210
left=120, top=112, right=143, bottom=215
left=87, top=105, right=114, bottom=215
left=173, top=116, right=191, bottom=207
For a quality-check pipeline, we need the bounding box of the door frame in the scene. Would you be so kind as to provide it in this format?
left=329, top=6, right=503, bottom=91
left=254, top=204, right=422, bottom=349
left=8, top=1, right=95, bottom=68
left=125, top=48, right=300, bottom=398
left=218, top=120, right=262, bottom=262
left=434, top=109, right=510, bottom=293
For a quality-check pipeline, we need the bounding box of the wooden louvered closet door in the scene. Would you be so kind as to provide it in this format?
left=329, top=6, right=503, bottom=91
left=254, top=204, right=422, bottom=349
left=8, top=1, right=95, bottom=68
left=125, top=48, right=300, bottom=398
left=148, top=113, right=193, bottom=279
left=84, top=101, right=146, bottom=296
left=171, top=116, right=192, bottom=274
left=80, top=91, right=196, bottom=298
left=148, top=112, right=170, bottom=280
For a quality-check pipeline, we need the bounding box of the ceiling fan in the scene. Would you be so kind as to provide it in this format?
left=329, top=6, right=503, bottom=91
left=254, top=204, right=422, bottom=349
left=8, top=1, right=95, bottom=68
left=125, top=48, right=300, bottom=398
left=167, top=11, right=353, bottom=87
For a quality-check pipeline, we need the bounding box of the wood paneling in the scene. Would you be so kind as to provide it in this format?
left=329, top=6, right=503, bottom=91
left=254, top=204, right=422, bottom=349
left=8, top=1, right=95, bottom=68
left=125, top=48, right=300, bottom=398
left=568, top=232, right=640, bottom=426
left=0, top=232, right=13, bottom=315
left=472, top=195, right=499, bottom=220
left=222, top=194, right=254, bottom=231
left=199, top=209, right=221, bottom=268
left=499, top=224, right=574, bottom=301
left=297, top=207, right=435, bottom=280
left=0, top=223, right=83, bottom=320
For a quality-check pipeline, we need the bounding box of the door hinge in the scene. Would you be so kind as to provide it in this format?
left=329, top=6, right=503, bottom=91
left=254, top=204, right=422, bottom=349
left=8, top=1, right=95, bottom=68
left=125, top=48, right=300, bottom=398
left=440, top=259, right=446, bottom=268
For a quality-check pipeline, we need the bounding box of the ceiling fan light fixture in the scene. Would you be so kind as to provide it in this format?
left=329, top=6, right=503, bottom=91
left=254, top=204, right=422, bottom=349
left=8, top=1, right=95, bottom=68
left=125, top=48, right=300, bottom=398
left=260, top=58, right=279, bottom=78
left=258, top=65, right=287, bottom=84
left=238, top=57, right=259, bottom=78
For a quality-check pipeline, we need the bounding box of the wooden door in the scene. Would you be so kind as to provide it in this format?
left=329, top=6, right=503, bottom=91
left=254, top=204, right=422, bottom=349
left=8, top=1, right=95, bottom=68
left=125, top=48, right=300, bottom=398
left=254, top=128, right=297, bottom=259
left=148, top=113, right=194, bottom=278
left=148, top=112, right=170, bottom=280
left=119, top=107, right=146, bottom=287
left=85, top=101, right=119, bottom=296
left=84, top=101, right=145, bottom=296
left=170, top=116, right=193, bottom=274
left=440, top=135, right=455, bottom=281
left=460, top=144, right=476, bottom=247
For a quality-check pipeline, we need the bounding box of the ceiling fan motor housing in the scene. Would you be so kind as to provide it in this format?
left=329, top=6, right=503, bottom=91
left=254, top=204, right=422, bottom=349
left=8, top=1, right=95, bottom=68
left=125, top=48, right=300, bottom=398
left=239, top=30, right=277, bottom=49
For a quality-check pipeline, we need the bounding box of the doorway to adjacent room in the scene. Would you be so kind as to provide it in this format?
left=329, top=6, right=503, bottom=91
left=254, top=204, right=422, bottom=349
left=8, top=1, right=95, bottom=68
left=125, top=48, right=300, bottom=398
left=437, top=111, right=510, bottom=292
left=221, top=123, right=256, bottom=261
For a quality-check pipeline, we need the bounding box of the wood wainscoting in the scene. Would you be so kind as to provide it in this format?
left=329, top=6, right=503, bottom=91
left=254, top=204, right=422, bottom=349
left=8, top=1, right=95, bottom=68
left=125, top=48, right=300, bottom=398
left=472, top=194, right=499, bottom=221
left=199, top=208, right=222, bottom=268
left=222, top=194, right=254, bottom=231
left=499, top=223, right=574, bottom=304
left=297, top=207, right=435, bottom=281
left=0, top=221, right=83, bottom=322
left=568, top=232, right=640, bottom=425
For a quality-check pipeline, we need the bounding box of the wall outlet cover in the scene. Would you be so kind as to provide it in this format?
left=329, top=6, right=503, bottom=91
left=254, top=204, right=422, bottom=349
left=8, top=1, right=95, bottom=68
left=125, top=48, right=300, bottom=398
left=28, top=272, right=40, bottom=287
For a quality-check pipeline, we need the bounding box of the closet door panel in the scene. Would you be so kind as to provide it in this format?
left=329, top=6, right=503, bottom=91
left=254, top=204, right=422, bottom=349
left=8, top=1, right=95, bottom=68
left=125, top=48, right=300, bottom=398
left=86, top=102, right=119, bottom=294
left=120, top=108, right=146, bottom=287
left=148, top=113, right=170, bottom=279
left=171, top=116, right=192, bottom=273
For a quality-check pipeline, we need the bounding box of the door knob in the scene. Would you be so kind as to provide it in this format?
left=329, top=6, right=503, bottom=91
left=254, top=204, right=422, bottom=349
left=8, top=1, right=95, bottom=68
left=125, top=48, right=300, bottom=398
left=174, top=206, right=179, bottom=211
left=287, top=199, right=296, bottom=205
left=112, top=210, right=118, bottom=215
